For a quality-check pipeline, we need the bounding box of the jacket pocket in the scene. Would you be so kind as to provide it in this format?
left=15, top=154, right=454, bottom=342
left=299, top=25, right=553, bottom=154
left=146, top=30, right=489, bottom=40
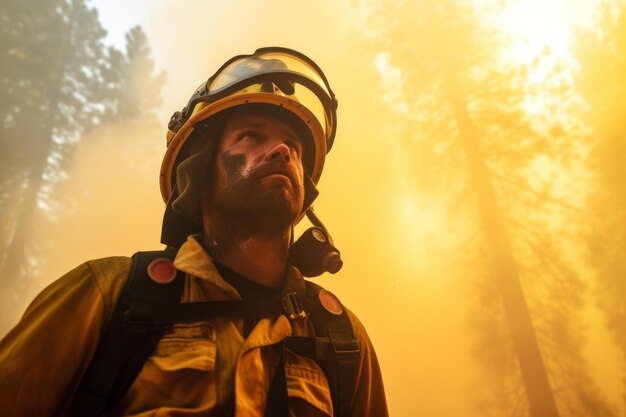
left=114, top=322, right=218, bottom=413
left=284, top=349, right=333, bottom=417
left=150, top=322, right=217, bottom=372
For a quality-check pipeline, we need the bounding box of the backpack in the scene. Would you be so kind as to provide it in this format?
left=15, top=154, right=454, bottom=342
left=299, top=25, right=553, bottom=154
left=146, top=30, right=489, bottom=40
left=72, top=250, right=360, bottom=417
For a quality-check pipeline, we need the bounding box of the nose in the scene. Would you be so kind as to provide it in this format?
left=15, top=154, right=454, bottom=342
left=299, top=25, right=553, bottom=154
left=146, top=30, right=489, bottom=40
left=266, top=140, right=291, bottom=163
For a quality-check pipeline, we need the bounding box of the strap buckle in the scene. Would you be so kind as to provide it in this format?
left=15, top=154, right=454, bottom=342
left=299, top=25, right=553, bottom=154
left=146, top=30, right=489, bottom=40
left=167, top=107, right=186, bottom=134
left=281, top=292, right=307, bottom=320
left=328, top=328, right=361, bottom=360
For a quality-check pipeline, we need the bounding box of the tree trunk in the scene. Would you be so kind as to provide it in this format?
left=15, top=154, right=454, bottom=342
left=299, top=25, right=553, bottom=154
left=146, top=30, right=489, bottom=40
left=0, top=99, right=60, bottom=335
left=0, top=173, right=45, bottom=331
left=444, top=74, right=561, bottom=417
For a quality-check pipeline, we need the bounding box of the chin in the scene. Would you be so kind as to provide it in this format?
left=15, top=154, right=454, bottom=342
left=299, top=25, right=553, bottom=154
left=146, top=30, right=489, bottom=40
left=254, top=191, right=303, bottom=227
left=219, top=181, right=304, bottom=229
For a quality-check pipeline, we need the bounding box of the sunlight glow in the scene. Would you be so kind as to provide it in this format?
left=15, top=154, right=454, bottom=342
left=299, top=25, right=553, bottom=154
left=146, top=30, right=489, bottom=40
left=374, top=52, right=409, bottom=115
left=492, top=0, right=599, bottom=116
left=395, top=191, right=450, bottom=267
left=496, top=0, right=597, bottom=63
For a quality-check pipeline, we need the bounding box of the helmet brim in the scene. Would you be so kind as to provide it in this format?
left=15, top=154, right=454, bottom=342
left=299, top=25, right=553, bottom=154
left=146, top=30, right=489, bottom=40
left=160, top=92, right=326, bottom=204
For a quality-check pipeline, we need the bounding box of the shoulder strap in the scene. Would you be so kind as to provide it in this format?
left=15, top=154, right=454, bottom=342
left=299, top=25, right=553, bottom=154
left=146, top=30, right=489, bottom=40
left=71, top=249, right=184, bottom=417
left=304, top=281, right=360, bottom=417
left=73, top=253, right=359, bottom=417
left=274, top=281, right=360, bottom=417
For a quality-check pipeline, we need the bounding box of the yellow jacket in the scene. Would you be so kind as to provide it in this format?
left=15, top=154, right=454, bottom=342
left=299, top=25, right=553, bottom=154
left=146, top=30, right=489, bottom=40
left=0, top=236, right=388, bottom=416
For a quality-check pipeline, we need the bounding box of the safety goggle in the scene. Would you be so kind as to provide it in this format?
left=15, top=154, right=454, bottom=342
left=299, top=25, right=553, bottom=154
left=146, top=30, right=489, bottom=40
left=168, top=47, right=338, bottom=152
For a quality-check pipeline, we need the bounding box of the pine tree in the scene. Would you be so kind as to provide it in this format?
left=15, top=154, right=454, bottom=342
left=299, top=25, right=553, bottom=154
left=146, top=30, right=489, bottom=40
left=1, top=0, right=106, bottom=321
left=574, top=2, right=626, bottom=409
left=0, top=1, right=164, bottom=333
left=101, top=26, right=165, bottom=122
left=365, top=0, right=614, bottom=415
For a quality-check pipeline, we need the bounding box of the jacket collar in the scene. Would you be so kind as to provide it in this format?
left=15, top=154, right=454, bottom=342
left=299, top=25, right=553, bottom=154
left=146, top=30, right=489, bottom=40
left=173, top=235, right=306, bottom=298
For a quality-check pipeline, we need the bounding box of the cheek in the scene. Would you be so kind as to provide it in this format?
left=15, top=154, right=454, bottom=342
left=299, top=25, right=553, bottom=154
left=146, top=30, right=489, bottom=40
left=296, top=161, right=305, bottom=184
left=220, top=151, right=249, bottom=181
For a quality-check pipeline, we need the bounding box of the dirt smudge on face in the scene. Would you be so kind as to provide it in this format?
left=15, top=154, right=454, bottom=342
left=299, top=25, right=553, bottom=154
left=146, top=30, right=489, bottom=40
left=220, top=151, right=247, bottom=183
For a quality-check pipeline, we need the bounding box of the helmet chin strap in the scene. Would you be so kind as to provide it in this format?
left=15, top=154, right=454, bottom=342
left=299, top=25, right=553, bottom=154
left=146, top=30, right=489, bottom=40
left=301, top=170, right=319, bottom=211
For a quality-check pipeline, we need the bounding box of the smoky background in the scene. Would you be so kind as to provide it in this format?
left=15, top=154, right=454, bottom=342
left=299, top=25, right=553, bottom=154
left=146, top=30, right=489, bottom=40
left=1, top=0, right=625, bottom=416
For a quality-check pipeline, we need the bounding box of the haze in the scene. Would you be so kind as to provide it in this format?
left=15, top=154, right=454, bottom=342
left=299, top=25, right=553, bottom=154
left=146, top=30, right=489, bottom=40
left=1, top=0, right=624, bottom=416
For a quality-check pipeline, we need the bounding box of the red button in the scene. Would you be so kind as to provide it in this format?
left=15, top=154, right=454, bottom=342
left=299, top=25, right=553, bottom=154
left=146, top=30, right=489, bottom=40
left=319, top=289, right=343, bottom=315
left=147, top=258, right=177, bottom=284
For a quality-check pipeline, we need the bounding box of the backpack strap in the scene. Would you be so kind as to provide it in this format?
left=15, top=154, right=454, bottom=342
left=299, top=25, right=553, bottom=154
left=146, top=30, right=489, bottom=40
left=73, top=251, right=359, bottom=417
left=72, top=249, right=184, bottom=417
left=304, top=281, right=360, bottom=417
left=268, top=281, right=360, bottom=417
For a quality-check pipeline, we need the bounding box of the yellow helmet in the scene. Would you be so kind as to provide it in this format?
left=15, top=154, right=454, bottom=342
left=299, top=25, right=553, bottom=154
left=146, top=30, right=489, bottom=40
left=159, top=47, right=338, bottom=205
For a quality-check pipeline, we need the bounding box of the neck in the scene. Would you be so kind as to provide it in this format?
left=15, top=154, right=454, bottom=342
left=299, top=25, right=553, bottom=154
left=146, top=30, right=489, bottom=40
left=202, top=222, right=291, bottom=288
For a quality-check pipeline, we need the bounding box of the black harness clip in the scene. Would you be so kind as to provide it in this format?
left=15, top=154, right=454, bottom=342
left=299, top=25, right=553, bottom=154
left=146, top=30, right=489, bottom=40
left=281, top=292, right=307, bottom=320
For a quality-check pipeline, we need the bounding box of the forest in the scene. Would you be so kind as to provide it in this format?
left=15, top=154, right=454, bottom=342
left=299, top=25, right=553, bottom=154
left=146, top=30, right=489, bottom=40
left=1, top=0, right=624, bottom=416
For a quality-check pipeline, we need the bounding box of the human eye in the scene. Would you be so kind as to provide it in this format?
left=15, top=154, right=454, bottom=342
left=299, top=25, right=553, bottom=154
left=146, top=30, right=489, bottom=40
left=238, top=130, right=260, bottom=143
left=285, top=139, right=302, bottom=157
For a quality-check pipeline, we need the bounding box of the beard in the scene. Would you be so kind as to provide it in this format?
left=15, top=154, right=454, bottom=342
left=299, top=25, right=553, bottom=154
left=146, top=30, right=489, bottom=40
left=209, top=152, right=305, bottom=235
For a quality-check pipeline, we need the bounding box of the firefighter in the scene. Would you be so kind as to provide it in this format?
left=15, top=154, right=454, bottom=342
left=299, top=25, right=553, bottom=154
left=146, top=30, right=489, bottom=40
left=0, top=47, right=388, bottom=417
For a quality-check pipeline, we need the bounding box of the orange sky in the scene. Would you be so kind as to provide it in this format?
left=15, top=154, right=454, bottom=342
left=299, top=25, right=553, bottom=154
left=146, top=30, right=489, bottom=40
left=5, top=0, right=623, bottom=415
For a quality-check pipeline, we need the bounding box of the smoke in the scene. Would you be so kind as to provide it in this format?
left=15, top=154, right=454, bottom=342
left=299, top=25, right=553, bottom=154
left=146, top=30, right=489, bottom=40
left=28, top=119, right=164, bottom=292
left=4, top=0, right=624, bottom=416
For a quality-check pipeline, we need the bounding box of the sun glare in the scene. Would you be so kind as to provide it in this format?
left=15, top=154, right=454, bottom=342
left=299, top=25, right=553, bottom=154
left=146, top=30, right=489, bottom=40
left=496, top=0, right=597, bottom=63
left=490, top=0, right=599, bottom=115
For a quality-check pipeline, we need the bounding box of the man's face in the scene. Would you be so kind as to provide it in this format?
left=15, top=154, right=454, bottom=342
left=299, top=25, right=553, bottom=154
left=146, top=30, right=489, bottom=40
left=204, top=110, right=306, bottom=231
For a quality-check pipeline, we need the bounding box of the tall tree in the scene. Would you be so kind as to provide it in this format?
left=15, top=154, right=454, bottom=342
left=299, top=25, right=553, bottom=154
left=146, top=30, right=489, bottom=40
left=365, top=0, right=613, bottom=416
left=1, top=0, right=107, bottom=320
left=574, top=1, right=626, bottom=408
left=101, top=26, right=165, bottom=122
left=0, top=1, right=164, bottom=333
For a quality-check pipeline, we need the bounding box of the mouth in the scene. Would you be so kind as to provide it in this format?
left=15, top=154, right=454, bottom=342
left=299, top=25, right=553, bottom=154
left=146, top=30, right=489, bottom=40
left=262, top=172, right=291, bottom=180
left=253, top=164, right=295, bottom=185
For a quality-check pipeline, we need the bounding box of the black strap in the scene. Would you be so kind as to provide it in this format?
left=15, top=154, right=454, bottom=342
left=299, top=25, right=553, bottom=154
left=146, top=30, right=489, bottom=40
left=265, top=281, right=360, bottom=417
left=72, top=249, right=184, bottom=417
left=127, top=299, right=285, bottom=325
left=303, top=281, right=360, bottom=417
left=73, top=251, right=360, bottom=417
left=265, top=350, right=289, bottom=417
